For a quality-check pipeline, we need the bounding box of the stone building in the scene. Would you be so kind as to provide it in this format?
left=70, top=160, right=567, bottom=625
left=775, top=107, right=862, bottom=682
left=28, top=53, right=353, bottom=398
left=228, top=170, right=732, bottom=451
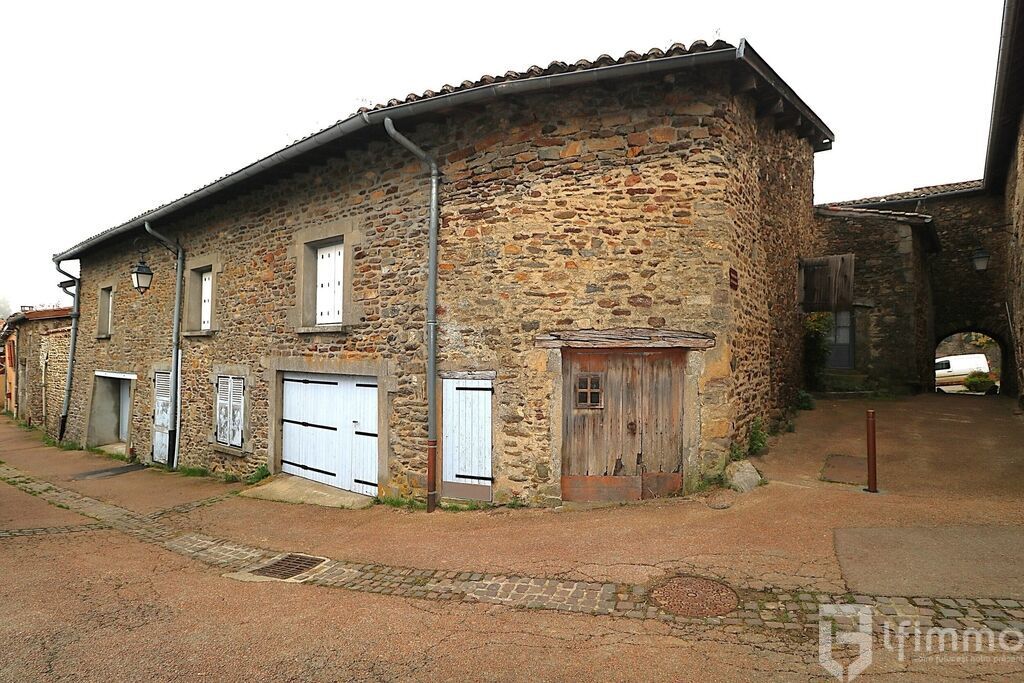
left=813, top=0, right=1024, bottom=404
left=0, top=308, right=73, bottom=427
left=52, top=39, right=835, bottom=505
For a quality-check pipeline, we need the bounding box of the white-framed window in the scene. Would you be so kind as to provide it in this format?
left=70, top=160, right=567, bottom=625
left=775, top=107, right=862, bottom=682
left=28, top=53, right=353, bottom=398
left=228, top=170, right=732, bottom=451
left=315, top=241, right=344, bottom=325
left=98, top=286, right=114, bottom=336
left=215, top=375, right=245, bottom=448
left=200, top=271, right=213, bottom=331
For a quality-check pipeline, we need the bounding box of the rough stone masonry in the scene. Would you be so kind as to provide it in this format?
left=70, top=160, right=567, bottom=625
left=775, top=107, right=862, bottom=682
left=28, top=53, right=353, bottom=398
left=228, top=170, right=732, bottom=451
left=56, top=59, right=822, bottom=505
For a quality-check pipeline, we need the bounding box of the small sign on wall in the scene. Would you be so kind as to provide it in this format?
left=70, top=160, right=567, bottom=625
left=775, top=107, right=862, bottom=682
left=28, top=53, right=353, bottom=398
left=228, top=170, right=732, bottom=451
left=729, top=267, right=739, bottom=291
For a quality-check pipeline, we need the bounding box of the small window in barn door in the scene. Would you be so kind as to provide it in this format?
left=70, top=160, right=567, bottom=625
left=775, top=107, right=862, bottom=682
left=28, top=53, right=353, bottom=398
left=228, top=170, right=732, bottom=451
left=315, top=241, right=344, bottom=325
left=575, top=373, right=603, bottom=408
left=215, top=375, right=245, bottom=448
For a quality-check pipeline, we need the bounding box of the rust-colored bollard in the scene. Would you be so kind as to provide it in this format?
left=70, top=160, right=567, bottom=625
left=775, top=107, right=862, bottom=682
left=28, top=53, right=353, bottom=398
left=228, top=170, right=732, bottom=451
left=865, top=409, right=878, bottom=493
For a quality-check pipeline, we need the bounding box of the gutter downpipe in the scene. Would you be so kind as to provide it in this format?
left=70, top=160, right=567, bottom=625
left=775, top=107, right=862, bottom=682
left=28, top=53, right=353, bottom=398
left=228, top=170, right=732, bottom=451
left=54, top=261, right=80, bottom=440
left=144, top=221, right=185, bottom=470
left=376, top=114, right=441, bottom=512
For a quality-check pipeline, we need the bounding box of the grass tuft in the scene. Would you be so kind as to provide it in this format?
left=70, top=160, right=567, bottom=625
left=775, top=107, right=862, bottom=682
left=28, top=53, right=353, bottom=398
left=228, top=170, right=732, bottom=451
left=245, top=464, right=270, bottom=485
left=374, top=495, right=427, bottom=511
left=177, top=466, right=210, bottom=478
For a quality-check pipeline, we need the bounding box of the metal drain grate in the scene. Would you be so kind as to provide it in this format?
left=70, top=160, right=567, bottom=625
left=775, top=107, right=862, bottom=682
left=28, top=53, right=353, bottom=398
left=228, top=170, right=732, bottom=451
left=251, top=553, right=326, bottom=580
left=652, top=576, right=738, bottom=617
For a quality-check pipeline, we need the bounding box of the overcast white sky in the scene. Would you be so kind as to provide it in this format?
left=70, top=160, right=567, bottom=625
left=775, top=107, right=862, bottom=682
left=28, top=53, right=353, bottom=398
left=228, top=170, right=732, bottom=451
left=0, top=0, right=1004, bottom=309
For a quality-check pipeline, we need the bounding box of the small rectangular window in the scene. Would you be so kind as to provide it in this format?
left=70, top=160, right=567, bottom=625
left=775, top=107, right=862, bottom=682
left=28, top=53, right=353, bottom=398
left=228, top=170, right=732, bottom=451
left=315, top=241, right=344, bottom=325
left=935, top=360, right=951, bottom=371
left=215, top=375, right=244, bottom=448
left=98, top=287, right=113, bottom=336
left=200, top=271, right=213, bottom=330
left=575, top=373, right=603, bottom=408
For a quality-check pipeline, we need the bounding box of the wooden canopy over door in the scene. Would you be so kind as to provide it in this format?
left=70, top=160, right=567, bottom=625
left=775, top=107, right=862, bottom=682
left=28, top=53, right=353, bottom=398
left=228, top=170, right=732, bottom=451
left=561, top=348, right=686, bottom=502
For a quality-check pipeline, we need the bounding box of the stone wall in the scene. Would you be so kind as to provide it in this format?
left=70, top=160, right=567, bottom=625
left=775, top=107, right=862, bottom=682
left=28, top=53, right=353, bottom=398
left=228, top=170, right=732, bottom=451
left=39, top=327, right=70, bottom=438
left=9, top=315, right=71, bottom=428
left=883, top=193, right=1016, bottom=397
left=62, top=70, right=817, bottom=504
left=813, top=209, right=933, bottom=391
left=1006, top=110, right=1024, bottom=406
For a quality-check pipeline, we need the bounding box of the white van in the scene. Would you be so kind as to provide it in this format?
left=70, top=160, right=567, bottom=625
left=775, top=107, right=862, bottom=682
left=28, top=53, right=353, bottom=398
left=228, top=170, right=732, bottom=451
left=934, top=353, right=990, bottom=386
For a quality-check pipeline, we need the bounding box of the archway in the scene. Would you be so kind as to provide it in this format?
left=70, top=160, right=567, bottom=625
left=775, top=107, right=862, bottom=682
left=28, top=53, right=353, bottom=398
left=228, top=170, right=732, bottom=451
left=934, top=330, right=1009, bottom=395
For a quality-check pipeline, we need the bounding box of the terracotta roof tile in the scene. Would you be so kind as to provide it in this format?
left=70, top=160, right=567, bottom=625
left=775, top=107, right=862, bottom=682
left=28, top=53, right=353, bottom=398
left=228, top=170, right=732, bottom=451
left=354, top=41, right=734, bottom=114
left=827, top=180, right=984, bottom=206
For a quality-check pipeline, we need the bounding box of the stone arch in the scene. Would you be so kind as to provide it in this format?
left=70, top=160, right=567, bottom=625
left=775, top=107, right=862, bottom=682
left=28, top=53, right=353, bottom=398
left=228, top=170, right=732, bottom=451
left=934, top=325, right=1017, bottom=397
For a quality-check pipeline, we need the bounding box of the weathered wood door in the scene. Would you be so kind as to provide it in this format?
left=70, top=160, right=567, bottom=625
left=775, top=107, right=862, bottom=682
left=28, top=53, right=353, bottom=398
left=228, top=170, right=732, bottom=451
left=561, top=349, right=686, bottom=501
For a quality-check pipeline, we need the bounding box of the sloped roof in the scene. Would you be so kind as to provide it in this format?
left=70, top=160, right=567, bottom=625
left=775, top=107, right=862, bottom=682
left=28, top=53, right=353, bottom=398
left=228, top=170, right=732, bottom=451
left=54, top=39, right=833, bottom=262
left=824, top=180, right=984, bottom=207
left=815, top=205, right=934, bottom=223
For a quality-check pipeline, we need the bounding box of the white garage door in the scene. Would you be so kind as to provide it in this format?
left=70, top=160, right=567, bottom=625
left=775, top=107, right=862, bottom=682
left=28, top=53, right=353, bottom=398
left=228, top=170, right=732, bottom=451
left=281, top=372, right=378, bottom=496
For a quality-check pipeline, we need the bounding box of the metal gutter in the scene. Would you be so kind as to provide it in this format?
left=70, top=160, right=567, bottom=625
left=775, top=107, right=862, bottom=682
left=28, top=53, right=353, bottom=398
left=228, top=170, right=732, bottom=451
left=144, top=221, right=185, bottom=470
left=379, top=116, right=441, bottom=512
left=52, top=41, right=833, bottom=263
left=982, top=0, right=1021, bottom=190
left=54, top=261, right=81, bottom=439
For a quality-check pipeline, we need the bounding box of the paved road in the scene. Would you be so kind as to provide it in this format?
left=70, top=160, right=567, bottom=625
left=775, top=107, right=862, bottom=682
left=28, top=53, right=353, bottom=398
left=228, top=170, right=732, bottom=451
left=2, top=396, right=1023, bottom=681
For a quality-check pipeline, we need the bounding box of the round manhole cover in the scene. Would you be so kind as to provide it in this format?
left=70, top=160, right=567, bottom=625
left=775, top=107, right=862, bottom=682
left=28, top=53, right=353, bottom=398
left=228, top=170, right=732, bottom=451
left=652, top=576, right=738, bottom=617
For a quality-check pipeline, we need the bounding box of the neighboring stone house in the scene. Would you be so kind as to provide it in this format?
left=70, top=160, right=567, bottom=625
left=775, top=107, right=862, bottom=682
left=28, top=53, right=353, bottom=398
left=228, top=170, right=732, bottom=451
left=51, top=39, right=835, bottom=505
left=813, top=0, right=1024, bottom=404
left=0, top=308, right=73, bottom=427
left=812, top=206, right=937, bottom=392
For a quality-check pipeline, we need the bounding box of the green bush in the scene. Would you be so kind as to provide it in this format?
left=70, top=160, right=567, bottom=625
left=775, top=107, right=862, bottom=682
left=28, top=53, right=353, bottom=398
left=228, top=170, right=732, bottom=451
left=803, top=313, right=833, bottom=390
left=963, top=371, right=995, bottom=393
left=748, top=417, right=768, bottom=456
left=729, top=442, right=746, bottom=461
left=795, top=389, right=816, bottom=411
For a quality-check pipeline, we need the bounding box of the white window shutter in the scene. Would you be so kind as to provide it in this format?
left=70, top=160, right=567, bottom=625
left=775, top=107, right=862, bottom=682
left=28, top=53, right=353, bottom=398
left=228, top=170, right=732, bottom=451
left=333, top=244, right=344, bottom=323
left=315, top=242, right=344, bottom=325
left=200, top=271, right=213, bottom=330
left=229, top=376, right=244, bottom=448
left=216, top=376, right=230, bottom=445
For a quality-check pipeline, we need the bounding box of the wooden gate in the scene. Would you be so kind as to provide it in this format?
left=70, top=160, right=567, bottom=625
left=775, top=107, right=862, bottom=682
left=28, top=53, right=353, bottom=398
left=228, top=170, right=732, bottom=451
left=561, top=349, right=686, bottom=501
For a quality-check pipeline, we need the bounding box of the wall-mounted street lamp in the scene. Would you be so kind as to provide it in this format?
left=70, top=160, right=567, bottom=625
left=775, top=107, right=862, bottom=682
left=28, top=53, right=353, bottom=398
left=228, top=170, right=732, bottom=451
left=130, top=246, right=154, bottom=294
left=972, top=247, right=991, bottom=273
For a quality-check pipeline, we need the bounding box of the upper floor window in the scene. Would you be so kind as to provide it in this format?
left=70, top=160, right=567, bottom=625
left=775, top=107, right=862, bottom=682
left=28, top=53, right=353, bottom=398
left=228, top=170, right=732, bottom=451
left=288, top=219, right=364, bottom=333
left=183, top=255, right=222, bottom=335
left=98, top=286, right=113, bottom=337
left=316, top=241, right=344, bottom=325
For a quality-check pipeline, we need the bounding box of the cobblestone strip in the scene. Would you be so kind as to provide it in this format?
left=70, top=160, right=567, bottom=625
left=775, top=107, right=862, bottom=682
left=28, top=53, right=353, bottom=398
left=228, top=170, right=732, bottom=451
left=3, top=461, right=1024, bottom=635
left=0, top=522, right=108, bottom=538
left=146, top=493, right=236, bottom=520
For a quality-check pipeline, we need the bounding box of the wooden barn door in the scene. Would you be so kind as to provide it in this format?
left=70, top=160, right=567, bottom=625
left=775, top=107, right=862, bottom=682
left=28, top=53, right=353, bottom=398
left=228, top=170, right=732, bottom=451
left=561, top=349, right=685, bottom=502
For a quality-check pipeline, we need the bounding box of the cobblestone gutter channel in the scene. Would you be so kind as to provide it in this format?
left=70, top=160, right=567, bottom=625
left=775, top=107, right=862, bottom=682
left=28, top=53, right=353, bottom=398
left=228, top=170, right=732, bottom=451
left=3, top=461, right=1024, bottom=638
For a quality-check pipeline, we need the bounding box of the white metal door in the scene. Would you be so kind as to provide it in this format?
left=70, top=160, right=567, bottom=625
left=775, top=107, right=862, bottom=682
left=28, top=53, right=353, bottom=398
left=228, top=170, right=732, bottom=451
left=281, top=372, right=377, bottom=494
left=152, top=371, right=171, bottom=464
left=350, top=379, right=379, bottom=497
left=442, top=378, right=493, bottom=500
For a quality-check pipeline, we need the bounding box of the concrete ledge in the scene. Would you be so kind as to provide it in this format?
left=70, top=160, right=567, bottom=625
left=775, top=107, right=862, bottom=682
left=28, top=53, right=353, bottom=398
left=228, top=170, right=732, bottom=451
left=239, top=473, right=374, bottom=509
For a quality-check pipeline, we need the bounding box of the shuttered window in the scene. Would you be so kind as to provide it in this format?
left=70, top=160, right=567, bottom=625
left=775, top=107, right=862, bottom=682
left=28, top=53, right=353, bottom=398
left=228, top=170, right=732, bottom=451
left=200, top=271, right=213, bottom=330
left=215, top=375, right=244, bottom=448
left=315, top=241, right=344, bottom=325
left=98, top=287, right=113, bottom=336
